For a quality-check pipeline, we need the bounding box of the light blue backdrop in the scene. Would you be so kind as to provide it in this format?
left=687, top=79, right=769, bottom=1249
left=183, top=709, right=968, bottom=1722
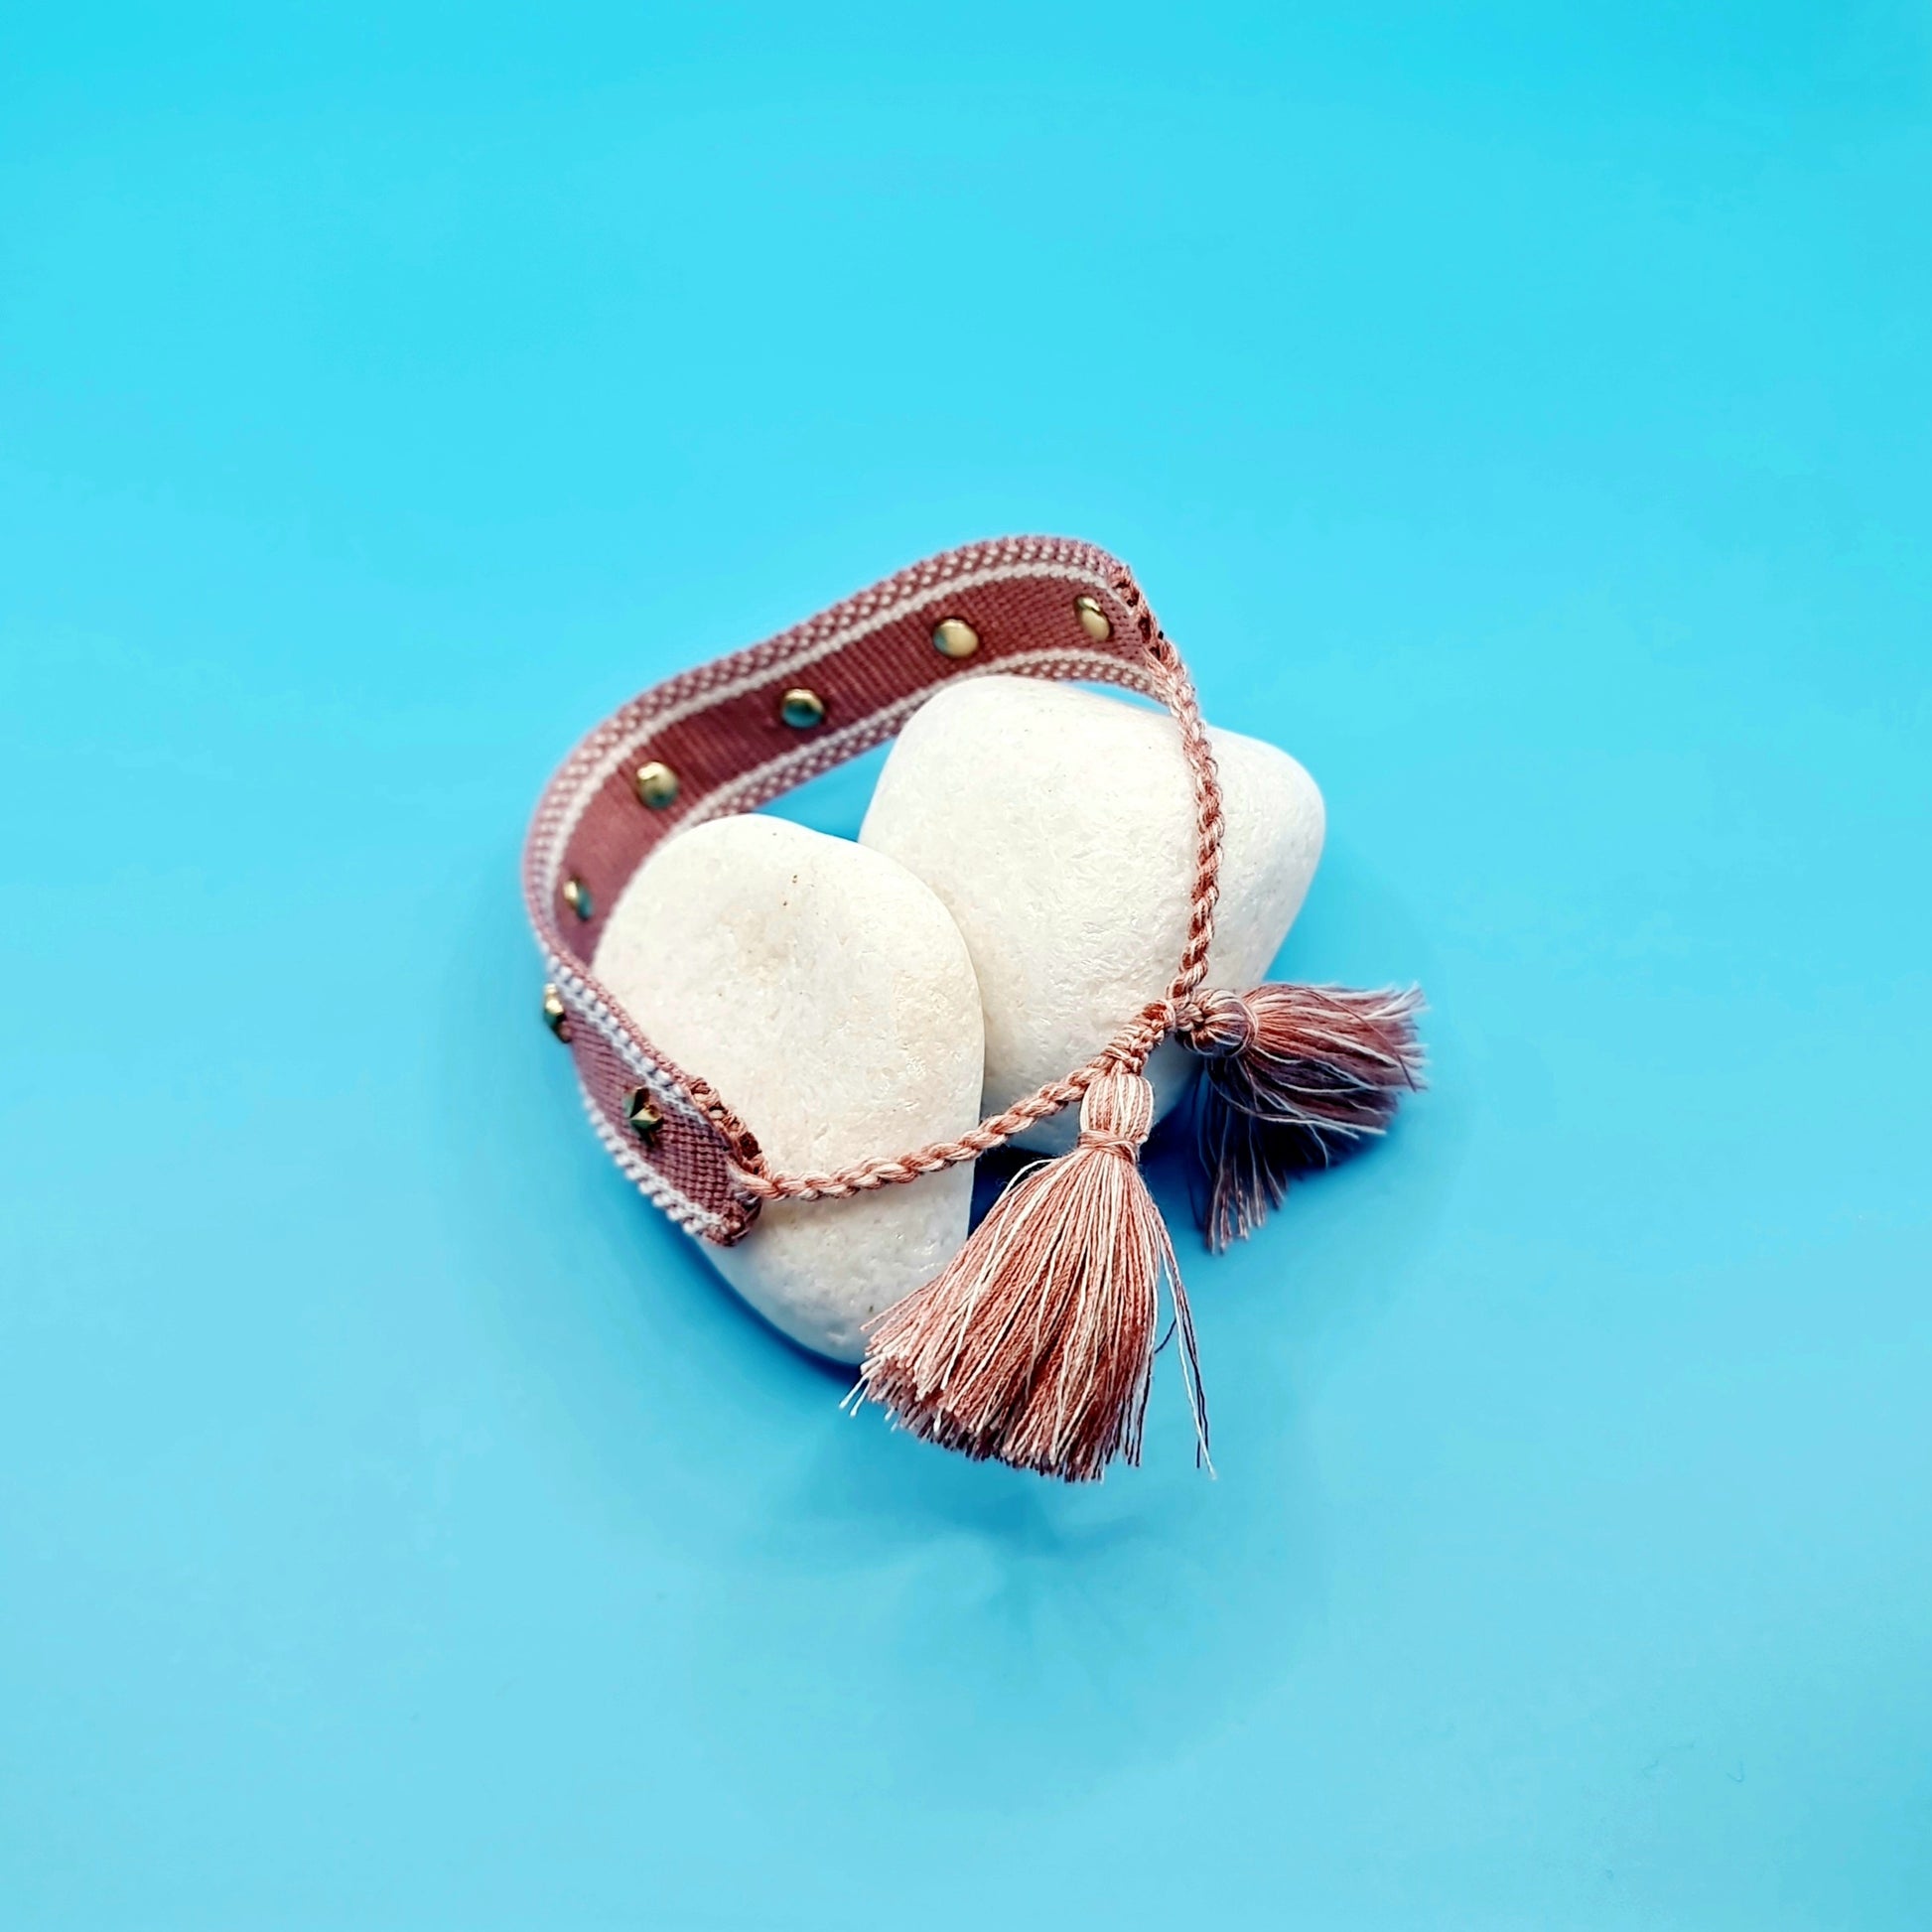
left=3, top=6, right=1928, bottom=1927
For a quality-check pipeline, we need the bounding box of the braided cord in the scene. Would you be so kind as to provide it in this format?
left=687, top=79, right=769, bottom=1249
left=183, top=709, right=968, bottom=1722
left=737, top=1006, right=1172, bottom=1202
left=1146, top=635, right=1226, bottom=1011
left=738, top=586, right=1226, bottom=1206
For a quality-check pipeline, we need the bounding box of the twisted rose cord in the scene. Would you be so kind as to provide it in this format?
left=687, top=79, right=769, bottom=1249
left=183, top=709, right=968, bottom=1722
left=737, top=606, right=1227, bottom=1206
left=1148, top=633, right=1227, bottom=1013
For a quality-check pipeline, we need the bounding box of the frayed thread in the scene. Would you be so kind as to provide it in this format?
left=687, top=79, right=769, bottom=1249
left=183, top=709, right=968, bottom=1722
left=1181, top=983, right=1425, bottom=1252
left=851, top=1071, right=1208, bottom=1483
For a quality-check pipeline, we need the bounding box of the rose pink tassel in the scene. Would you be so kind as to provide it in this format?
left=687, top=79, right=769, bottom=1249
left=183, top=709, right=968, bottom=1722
left=852, top=1071, right=1209, bottom=1483
left=1183, top=983, right=1426, bottom=1253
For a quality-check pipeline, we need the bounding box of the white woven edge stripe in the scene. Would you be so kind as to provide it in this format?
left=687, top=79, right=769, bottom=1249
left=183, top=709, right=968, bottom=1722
left=536, top=560, right=1126, bottom=898
left=541, top=947, right=714, bottom=1128
left=683, top=649, right=1157, bottom=830
left=531, top=536, right=1094, bottom=858
left=578, top=1081, right=723, bottom=1239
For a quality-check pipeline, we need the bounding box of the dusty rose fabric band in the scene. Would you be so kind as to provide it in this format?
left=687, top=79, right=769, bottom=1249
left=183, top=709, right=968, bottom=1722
left=522, top=535, right=1172, bottom=1246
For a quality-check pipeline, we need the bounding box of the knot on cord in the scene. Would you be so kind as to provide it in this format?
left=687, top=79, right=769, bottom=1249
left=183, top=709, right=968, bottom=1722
left=1171, top=989, right=1257, bottom=1059
left=1075, top=1071, right=1156, bottom=1157
left=1177, top=980, right=1428, bottom=1252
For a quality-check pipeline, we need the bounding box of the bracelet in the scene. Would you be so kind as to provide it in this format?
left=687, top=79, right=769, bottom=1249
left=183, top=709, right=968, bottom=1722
left=524, top=536, right=1422, bottom=1479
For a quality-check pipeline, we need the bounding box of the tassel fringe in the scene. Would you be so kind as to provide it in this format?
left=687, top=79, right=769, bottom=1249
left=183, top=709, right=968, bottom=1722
left=852, top=1071, right=1208, bottom=1483
left=1185, top=983, right=1425, bottom=1252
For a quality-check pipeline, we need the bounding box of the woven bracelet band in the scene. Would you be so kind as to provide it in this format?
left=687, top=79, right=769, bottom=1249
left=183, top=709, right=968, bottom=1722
left=521, top=534, right=1223, bottom=1247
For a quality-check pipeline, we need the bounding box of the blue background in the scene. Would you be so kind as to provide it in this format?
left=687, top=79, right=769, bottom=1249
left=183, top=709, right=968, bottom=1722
left=3, top=6, right=1928, bottom=1927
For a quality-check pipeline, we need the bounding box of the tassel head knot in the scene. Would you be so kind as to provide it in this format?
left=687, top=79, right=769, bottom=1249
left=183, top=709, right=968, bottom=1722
left=1078, top=1071, right=1156, bottom=1154
left=1186, top=981, right=1426, bottom=1251
left=1173, top=990, right=1256, bottom=1059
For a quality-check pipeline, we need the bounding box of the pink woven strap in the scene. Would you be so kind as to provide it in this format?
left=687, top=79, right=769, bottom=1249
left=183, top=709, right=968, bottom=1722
left=523, top=535, right=1214, bottom=1245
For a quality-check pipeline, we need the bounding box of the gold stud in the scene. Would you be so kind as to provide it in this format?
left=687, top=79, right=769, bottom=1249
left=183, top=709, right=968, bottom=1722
left=931, top=617, right=979, bottom=659
left=633, top=760, right=679, bottom=809
left=562, top=877, right=594, bottom=920
left=1074, top=595, right=1112, bottom=641
left=780, top=687, right=826, bottom=729
left=542, top=984, right=572, bottom=1040
left=624, top=1086, right=663, bottom=1141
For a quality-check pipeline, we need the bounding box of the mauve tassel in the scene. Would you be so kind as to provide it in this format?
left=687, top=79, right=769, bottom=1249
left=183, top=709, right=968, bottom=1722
left=1184, top=983, right=1425, bottom=1253
left=852, top=1071, right=1208, bottom=1482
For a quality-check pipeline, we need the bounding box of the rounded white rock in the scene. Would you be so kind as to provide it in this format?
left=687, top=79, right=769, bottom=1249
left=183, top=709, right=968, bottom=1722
left=592, top=813, right=985, bottom=1363
left=860, top=676, right=1324, bottom=1152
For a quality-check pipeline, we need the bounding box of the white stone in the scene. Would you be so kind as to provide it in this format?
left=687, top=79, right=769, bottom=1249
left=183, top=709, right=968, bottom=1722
left=593, top=814, right=984, bottom=1363
left=860, top=676, right=1324, bottom=1153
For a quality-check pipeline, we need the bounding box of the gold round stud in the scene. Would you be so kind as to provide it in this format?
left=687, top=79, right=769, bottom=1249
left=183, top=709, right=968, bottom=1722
left=779, top=687, right=826, bottom=729
left=562, top=877, right=594, bottom=920
left=633, top=760, right=679, bottom=809
left=931, top=617, right=979, bottom=659
left=1074, top=595, right=1112, bottom=642
left=624, top=1086, right=663, bottom=1141
left=542, top=983, right=572, bottom=1041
